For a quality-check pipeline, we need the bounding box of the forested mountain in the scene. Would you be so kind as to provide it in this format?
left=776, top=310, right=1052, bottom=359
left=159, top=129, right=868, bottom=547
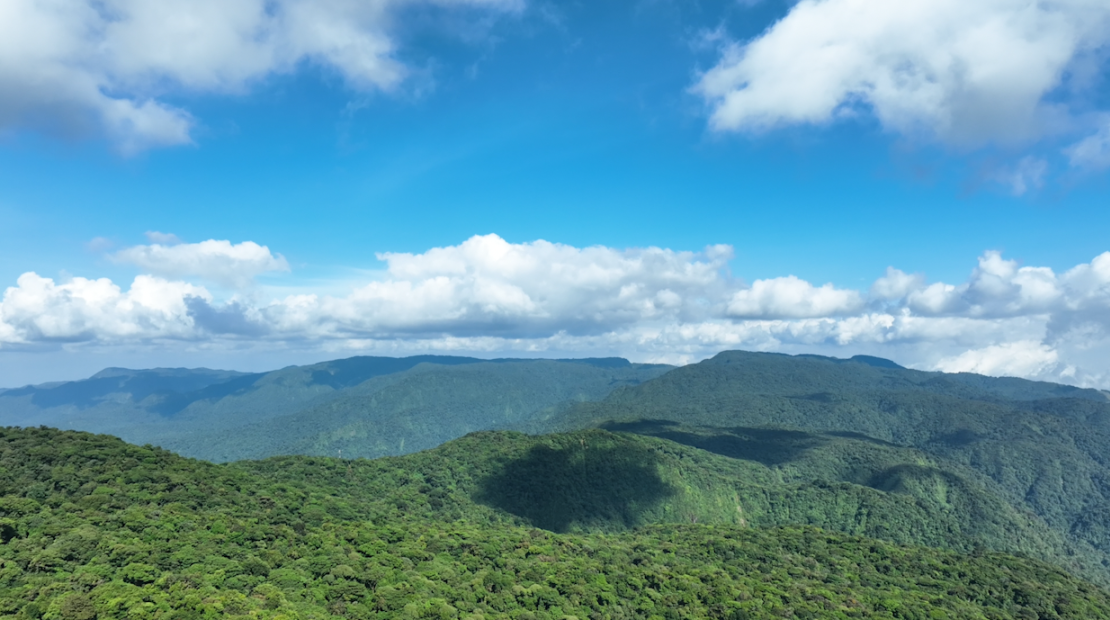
left=5, top=427, right=1110, bottom=619
left=0, top=356, right=670, bottom=462
left=12, top=349, right=1110, bottom=603
left=547, top=350, right=1110, bottom=584
left=173, top=360, right=670, bottom=462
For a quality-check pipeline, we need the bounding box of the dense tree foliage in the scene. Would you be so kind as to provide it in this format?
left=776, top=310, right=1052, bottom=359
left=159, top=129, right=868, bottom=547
left=4, top=427, right=1110, bottom=619
left=549, top=351, right=1110, bottom=583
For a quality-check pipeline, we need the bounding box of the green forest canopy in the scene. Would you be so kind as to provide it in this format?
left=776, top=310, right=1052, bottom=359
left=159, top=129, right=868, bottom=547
left=4, top=427, right=1110, bottom=619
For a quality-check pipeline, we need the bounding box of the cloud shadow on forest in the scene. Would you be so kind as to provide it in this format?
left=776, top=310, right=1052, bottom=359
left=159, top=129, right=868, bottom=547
left=475, top=441, right=675, bottom=533
left=601, top=419, right=826, bottom=467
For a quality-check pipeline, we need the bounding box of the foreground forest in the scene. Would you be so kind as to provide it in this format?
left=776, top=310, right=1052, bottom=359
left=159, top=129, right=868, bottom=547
left=3, top=427, right=1110, bottom=619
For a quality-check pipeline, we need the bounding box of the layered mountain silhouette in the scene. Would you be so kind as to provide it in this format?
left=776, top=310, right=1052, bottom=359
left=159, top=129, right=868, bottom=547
left=0, top=355, right=670, bottom=461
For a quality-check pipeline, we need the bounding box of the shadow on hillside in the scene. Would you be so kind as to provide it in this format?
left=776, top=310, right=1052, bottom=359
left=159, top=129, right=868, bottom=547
left=602, top=420, right=825, bottom=467
left=826, top=431, right=901, bottom=447
left=475, top=442, right=675, bottom=533
left=147, top=374, right=264, bottom=415
left=864, top=464, right=970, bottom=505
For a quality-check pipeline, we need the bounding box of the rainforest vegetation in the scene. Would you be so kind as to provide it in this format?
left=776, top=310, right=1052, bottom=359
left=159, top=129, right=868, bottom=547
left=4, top=427, right=1110, bottom=620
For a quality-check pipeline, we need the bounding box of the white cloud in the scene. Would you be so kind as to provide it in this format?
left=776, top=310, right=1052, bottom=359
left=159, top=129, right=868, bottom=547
left=870, top=267, right=924, bottom=301
left=264, top=234, right=733, bottom=337
left=112, top=239, right=290, bottom=288
left=0, top=0, right=519, bottom=152
left=0, top=273, right=207, bottom=343
left=11, top=235, right=1110, bottom=387
left=901, top=251, right=1062, bottom=317
left=934, top=340, right=1060, bottom=379
left=727, top=275, right=863, bottom=318
left=694, top=0, right=1110, bottom=150
left=1061, top=251, right=1110, bottom=307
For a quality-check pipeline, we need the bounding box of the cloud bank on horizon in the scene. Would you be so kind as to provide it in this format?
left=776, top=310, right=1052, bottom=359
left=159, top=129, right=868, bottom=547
left=3, top=234, right=1110, bottom=388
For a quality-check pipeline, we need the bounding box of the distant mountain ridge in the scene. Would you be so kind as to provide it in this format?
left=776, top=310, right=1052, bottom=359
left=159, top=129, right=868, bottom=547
left=0, top=354, right=671, bottom=462
left=1, top=366, right=249, bottom=410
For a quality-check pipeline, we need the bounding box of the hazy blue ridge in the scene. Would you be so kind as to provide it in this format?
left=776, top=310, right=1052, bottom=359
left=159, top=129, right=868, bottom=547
left=0, top=355, right=671, bottom=463
left=164, top=359, right=672, bottom=462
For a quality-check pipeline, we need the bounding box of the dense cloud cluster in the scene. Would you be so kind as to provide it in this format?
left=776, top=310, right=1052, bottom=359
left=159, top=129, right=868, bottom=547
left=0, top=272, right=208, bottom=343
left=4, top=234, right=1110, bottom=386
left=695, top=0, right=1110, bottom=175
left=0, top=0, right=519, bottom=152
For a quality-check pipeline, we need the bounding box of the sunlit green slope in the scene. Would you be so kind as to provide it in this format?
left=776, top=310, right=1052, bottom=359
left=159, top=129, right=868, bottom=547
left=3, top=427, right=1110, bottom=620
left=239, top=425, right=1102, bottom=584
left=549, top=350, right=1110, bottom=574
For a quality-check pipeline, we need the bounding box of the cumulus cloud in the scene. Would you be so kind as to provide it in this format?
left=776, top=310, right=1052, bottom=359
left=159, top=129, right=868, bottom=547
left=870, top=267, right=925, bottom=301
left=727, top=276, right=863, bottom=318
left=694, top=0, right=1110, bottom=154
left=0, top=0, right=519, bottom=152
left=265, top=234, right=734, bottom=337
left=11, top=234, right=1110, bottom=387
left=898, top=251, right=1062, bottom=317
left=0, top=273, right=207, bottom=343
left=112, top=238, right=290, bottom=288
left=933, top=340, right=1061, bottom=379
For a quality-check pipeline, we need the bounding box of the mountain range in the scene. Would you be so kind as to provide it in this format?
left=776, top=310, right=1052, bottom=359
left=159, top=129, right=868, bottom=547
left=0, top=355, right=669, bottom=462
left=7, top=349, right=1110, bottom=616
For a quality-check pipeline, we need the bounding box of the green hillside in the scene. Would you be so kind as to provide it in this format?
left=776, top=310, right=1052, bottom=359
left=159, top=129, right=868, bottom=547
left=3, top=427, right=1110, bottom=619
left=236, top=424, right=1104, bottom=583
left=548, top=351, right=1110, bottom=581
left=172, top=359, right=669, bottom=462
left=0, top=356, right=670, bottom=463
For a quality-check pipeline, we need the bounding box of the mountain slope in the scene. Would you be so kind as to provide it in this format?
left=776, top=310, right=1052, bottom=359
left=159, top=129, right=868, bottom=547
left=3, top=427, right=1110, bottom=619
left=233, top=425, right=1107, bottom=582
left=0, top=355, right=670, bottom=462
left=548, top=350, right=1110, bottom=580
left=0, top=366, right=249, bottom=425
left=164, top=359, right=668, bottom=462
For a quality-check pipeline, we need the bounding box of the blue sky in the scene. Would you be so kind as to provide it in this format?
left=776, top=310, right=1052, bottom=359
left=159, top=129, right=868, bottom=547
left=3, top=0, right=1110, bottom=386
